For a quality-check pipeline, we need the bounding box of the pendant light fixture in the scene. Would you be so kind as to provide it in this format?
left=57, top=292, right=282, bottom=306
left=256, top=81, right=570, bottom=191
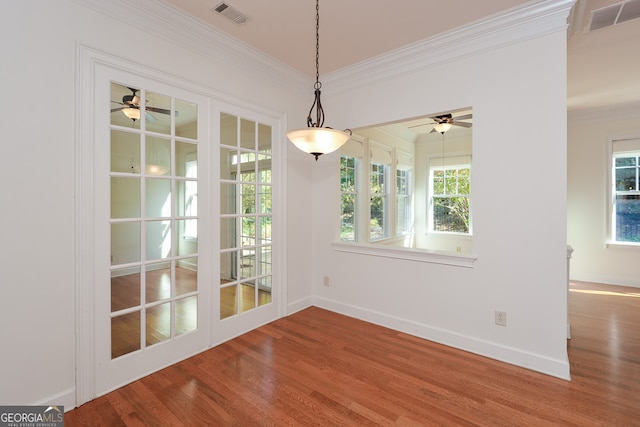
left=287, top=0, right=351, bottom=161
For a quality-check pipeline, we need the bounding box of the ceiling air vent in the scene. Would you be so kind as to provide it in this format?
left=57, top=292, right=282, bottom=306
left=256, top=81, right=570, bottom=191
left=212, top=2, right=249, bottom=25
left=588, top=0, right=640, bottom=31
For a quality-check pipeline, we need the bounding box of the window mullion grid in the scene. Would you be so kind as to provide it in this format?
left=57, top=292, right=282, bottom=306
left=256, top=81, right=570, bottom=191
left=169, top=94, right=177, bottom=340
left=253, top=123, right=259, bottom=304
left=139, top=127, right=148, bottom=351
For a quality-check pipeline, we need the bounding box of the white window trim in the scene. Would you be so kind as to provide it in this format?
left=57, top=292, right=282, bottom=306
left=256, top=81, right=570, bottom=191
left=395, top=162, right=414, bottom=238
left=427, top=153, right=472, bottom=236
left=606, top=135, right=640, bottom=248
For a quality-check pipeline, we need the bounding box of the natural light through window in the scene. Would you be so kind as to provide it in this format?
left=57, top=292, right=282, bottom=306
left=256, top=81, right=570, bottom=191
left=184, top=160, right=197, bottom=239
left=333, top=109, right=476, bottom=267
left=610, top=138, right=640, bottom=244
left=429, top=158, right=471, bottom=234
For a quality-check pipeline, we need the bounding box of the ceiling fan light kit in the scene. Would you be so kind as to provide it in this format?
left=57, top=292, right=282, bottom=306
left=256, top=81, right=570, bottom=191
left=429, top=113, right=472, bottom=134
left=286, top=0, right=351, bottom=161
left=434, top=122, right=452, bottom=134
left=122, top=107, right=141, bottom=121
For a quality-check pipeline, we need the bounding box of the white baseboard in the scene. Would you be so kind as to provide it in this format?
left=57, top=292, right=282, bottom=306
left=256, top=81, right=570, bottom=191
left=312, top=296, right=571, bottom=381
left=33, top=387, right=76, bottom=412
left=286, top=296, right=313, bottom=316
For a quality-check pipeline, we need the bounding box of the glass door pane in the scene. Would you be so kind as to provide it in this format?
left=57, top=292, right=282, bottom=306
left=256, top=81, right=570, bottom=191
left=219, top=113, right=272, bottom=319
left=109, top=81, right=200, bottom=359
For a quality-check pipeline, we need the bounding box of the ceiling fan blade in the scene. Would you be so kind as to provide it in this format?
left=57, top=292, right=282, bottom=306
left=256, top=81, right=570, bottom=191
left=430, top=128, right=438, bottom=133
left=111, top=107, right=124, bottom=113
left=146, top=106, right=171, bottom=115
left=453, top=113, right=472, bottom=121
left=453, top=122, right=472, bottom=128
left=430, top=114, right=453, bottom=122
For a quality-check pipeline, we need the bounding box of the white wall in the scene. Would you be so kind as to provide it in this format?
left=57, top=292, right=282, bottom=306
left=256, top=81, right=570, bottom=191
left=0, top=0, right=574, bottom=409
left=568, top=104, right=640, bottom=287
left=311, top=3, right=572, bottom=379
left=0, top=0, right=311, bottom=407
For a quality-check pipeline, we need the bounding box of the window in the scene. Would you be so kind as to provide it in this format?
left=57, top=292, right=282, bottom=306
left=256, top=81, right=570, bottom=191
left=429, top=157, right=471, bottom=234
left=611, top=139, right=640, bottom=243
left=370, top=162, right=388, bottom=240
left=339, top=139, right=413, bottom=244
left=340, top=156, right=358, bottom=241
left=396, top=152, right=413, bottom=237
left=370, top=146, right=392, bottom=241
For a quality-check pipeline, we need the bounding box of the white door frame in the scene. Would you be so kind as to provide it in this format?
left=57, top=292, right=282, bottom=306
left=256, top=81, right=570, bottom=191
left=75, top=45, right=287, bottom=406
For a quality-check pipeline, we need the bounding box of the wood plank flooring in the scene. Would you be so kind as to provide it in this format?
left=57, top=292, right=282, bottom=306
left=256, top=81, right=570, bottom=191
left=110, top=268, right=271, bottom=358
left=66, top=280, right=640, bottom=425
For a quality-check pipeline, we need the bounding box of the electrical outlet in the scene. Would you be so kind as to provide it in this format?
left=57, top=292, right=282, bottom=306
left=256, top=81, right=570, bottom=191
left=323, top=276, right=330, bottom=287
left=495, top=310, right=507, bottom=327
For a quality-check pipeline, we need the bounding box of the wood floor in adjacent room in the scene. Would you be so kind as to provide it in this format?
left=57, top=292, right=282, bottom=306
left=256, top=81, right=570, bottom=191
left=66, top=281, right=640, bottom=426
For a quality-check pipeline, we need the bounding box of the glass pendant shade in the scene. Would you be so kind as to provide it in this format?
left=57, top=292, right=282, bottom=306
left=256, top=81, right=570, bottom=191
left=123, top=107, right=141, bottom=120
left=287, top=127, right=351, bottom=160
left=434, top=122, right=452, bottom=133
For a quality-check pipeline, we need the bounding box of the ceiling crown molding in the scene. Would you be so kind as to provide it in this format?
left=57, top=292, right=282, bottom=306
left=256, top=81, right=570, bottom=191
left=74, top=0, right=309, bottom=93
left=323, top=0, right=575, bottom=95
left=568, top=101, right=640, bottom=122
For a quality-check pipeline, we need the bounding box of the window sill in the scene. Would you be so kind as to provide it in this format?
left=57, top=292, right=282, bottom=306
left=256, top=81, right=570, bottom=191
left=606, top=241, right=640, bottom=249
left=332, top=241, right=477, bottom=267
left=426, top=231, right=473, bottom=238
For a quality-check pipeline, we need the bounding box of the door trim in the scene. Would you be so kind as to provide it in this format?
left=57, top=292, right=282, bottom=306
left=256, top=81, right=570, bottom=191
left=75, top=45, right=288, bottom=406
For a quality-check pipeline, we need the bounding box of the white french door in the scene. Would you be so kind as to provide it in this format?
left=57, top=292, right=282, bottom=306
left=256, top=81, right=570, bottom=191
left=212, top=107, right=281, bottom=344
left=78, top=55, right=284, bottom=402
left=93, top=65, right=211, bottom=395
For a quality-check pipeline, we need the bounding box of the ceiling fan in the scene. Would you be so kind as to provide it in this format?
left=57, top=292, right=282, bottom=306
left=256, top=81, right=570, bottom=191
left=409, top=113, right=473, bottom=134
left=111, top=87, right=171, bottom=122
left=429, top=113, right=472, bottom=132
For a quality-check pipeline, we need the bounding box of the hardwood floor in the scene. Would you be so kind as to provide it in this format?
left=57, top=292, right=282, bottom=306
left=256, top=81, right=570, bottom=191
left=110, top=268, right=271, bottom=358
left=66, top=280, right=640, bottom=426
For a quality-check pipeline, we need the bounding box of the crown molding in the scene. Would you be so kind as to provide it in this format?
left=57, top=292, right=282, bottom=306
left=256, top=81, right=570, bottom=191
left=568, top=101, right=640, bottom=122
left=323, top=0, right=575, bottom=94
left=357, top=125, right=418, bottom=145
left=73, top=0, right=309, bottom=93
left=74, top=0, right=574, bottom=97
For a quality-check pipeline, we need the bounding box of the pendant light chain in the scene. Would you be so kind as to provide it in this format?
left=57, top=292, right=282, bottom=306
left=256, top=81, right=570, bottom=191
left=307, top=0, right=324, bottom=128
left=315, top=0, right=321, bottom=89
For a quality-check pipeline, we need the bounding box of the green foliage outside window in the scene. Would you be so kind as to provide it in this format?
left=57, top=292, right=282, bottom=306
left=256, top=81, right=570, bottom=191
left=340, top=157, right=357, bottom=241
left=240, top=170, right=272, bottom=242
left=370, top=163, right=386, bottom=240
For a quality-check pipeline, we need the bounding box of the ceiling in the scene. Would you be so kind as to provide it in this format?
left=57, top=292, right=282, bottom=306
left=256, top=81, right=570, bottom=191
left=164, top=0, right=532, bottom=77
left=161, top=0, right=640, bottom=116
